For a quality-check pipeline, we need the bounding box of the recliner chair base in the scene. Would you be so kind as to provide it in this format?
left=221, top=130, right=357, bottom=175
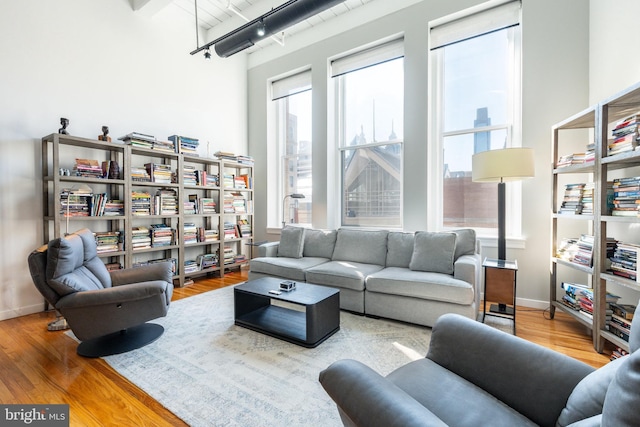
left=77, top=323, right=164, bottom=358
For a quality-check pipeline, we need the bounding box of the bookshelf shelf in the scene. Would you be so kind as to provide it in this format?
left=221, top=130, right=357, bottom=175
left=551, top=81, right=640, bottom=353
left=42, top=133, right=253, bottom=287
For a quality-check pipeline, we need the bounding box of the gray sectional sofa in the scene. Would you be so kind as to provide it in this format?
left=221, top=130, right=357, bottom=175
left=248, top=227, right=481, bottom=327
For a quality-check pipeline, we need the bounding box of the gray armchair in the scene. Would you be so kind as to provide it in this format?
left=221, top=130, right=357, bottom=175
left=320, top=310, right=640, bottom=427
left=28, top=228, right=173, bottom=357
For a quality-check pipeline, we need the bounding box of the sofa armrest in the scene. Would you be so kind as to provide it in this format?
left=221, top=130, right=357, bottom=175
left=56, top=281, right=169, bottom=309
left=454, top=253, right=481, bottom=309
left=319, top=359, right=447, bottom=427
left=110, top=262, right=173, bottom=286
left=427, top=314, right=595, bottom=427
left=258, top=241, right=279, bottom=257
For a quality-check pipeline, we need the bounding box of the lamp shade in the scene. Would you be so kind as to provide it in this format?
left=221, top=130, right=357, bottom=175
left=472, top=147, right=535, bottom=183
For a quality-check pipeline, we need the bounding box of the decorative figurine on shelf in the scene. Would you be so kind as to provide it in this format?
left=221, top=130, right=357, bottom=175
left=58, top=117, right=69, bottom=134
left=98, top=125, right=112, bottom=142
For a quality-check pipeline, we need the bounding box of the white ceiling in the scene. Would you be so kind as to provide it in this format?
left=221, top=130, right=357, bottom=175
left=169, top=0, right=377, bottom=53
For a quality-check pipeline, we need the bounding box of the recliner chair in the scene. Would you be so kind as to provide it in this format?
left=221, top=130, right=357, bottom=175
left=28, top=228, right=173, bottom=357
left=320, top=309, right=640, bottom=427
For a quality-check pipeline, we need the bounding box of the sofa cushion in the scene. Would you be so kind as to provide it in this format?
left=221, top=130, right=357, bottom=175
left=366, top=267, right=474, bottom=305
left=278, top=226, right=305, bottom=258
left=332, top=229, right=388, bottom=265
left=557, top=355, right=626, bottom=426
left=386, top=232, right=415, bottom=268
left=387, top=358, right=537, bottom=427
left=601, top=351, right=640, bottom=427
left=303, top=229, right=337, bottom=259
left=306, top=260, right=383, bottom=291
left=453, top=229, right=476, bottom=260
left=249, top=256, right=329, bottom=282
left=409, top=231, right=457, bottom=275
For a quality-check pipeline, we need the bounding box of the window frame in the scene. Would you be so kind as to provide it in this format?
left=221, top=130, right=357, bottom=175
left=428, top=1, right=523, bottom=239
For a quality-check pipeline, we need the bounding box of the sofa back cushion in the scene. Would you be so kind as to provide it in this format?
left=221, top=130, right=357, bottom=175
left=386, top=232, right=415, bottom=268
left=46, top=229, right=110, bottom=296
left=409, top=231, right=457, bottom=275
left=556, top=356, right=626, bottom=426
left=332, top=229, right=389, bottom=265
left=303, top=229, right=337, bottom=259
left=278, top=226, right=306, bottom=258
left=453, top=229, right=476, bottom=260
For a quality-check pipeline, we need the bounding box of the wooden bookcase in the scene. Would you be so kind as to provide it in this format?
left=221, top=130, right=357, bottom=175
left=550, top=81, right=640, bottom=352
left=41, top=133, right=253, bottom=287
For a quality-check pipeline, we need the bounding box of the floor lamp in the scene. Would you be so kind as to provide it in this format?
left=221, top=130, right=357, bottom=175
left=471, top=147, right=535, bottom=263
left=282, top=193, right=305, bottom=228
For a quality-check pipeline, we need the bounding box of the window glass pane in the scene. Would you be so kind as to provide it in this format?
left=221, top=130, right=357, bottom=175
left=278, top=90, right=312, bottom=226
left=342, top=144, right=402, bottom=227
left=341, top=58, right=404, bottom=147
left=442, top=132, right=506, bottom=228
left=443, top=29, right=510, bottom=133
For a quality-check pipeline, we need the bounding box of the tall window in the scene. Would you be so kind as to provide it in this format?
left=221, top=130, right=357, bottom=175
left=272, top=71, right=312, bottom=227
left=431, top=1, right=521, bottom=233
left=332, top=39, right=404, bottom=228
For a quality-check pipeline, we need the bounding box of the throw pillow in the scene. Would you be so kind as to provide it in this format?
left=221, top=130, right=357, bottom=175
left=278, top=226, right=305, bottom=258
left=331, top=229, right=389, bottom=265
left=556, top=356, right=626, bottom=426
left=303, top=229, right=337, bottom=258
left=453, top=229, right=476, bottom=260
left=601, top=351, right=640, bottom=426
left=409, top=231, right=457, bottom=275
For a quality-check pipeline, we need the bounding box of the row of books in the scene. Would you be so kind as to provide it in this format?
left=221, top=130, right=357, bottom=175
left=558, top=183, right=594, bottom=215
left=222, top=220, right=252, bottom=239
left=182, top=165, right=220, bottom=187
left=60, top=188, right=124, bottom=217
left=131, top=189, right=178, bottom=216
left=222, top=173, right=252, bottom=189
left=215, top=151, right=254, bottom=166
left=130, top=225, right=176, bottom=250
left=94, top=231, right=122, bottom=254
left=608, top=113, right=640, bottom=156
left=183, top=223, right=219, bottom=244
left=169, top=135, right=199, bottom=156
left=610, top=176, right=640, bottom=217
left=556, top=146, right=595, bottom=168
left=184, top=195, right=216, bottom=215
left=609, top=241, right=640, bottom=282
left=558, top=282, right=620, bottom=319
left=184, top=253, right=219, bottom=275
left=223, top=193, right=250, bottom=214
left=556, top=234, right=595, bottom=267
left=606, top=303, right=636, bottom=343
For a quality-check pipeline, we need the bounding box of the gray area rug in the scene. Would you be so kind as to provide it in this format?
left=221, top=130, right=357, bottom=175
left=103, top=285, right=433, bottom=426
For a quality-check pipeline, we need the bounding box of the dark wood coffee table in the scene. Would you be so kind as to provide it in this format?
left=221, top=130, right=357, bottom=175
left=234, top=277, right=340, bottom=348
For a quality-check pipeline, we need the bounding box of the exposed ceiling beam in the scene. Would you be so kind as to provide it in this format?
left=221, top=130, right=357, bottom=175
left=130, top=0, right=174, bottom=17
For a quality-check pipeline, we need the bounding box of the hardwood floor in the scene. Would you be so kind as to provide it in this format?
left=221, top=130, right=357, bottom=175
left=0, top=269, right=612, bottom=426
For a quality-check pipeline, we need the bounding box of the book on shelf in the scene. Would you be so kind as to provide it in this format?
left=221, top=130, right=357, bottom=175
left=609, top=241, right=639, bottom=281
left=145, top=163, right=173, bottom=184
left=131, top=226, right=151, bottom=250
left=94, top=231, right=122, bottom=253
left=610, top=303, right=636, bottom=320
left=149, top=223, right=174, bottom=247
left=119, top=132, right=156, bottom=149
left=608, top=113, right=640, bottom=155
left=236, top=219, right=251, bottom=238
left=131, top=191, right=152, bottom=216
left=73, top=158, right=103, bottom=178
left=558, top=183, right=586, bottom=215
left=168, top=135, right=199, bottom=156
left=197, top=253, right=218, bottom=270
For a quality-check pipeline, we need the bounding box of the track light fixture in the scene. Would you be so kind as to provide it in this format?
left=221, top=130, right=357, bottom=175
left=257, top=20, right=266, bottom=37
left=190, top=0, right=346, bottom=58
left=204, top=48, right=211, bottom=60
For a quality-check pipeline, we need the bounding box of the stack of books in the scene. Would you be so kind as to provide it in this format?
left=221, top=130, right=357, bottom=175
left=556, top=234, right=594, bottom=267
left=581, top=183, right=594, bottom=215
left=103, top=199, right=124, bottom=216
left=558, top=282, right=593, bottom=315
left=154, top=189, right=178, bottom=215
left=611, top=176, right=640, bottom=217
left=607, top=303, right=635, bottom=342
left=73, top=158, right=103, bottom=178
left=608, top=113, right=640, bottom=155
left=236, top=219, right=251, bottom=237
left=223, top=221, right=238, bottom=239
left=131, top=191, right=152, bottom=216
left=94, top=231, right=122, bottom=253
left=183, top=222, right=198, bottom=245
left=145, top=163, right=173, bottom=184
left=223, top=246, right=236, bottom=264
left=558, top=183, right=586, bottom=214
left=131, top=166, right=151, bottom=182
left=150, top=223, right=174, bottom=247
left=119, top=132, right=155, bottom=149
left=236, top=155, right=254, bottom=166
left=152, top=139, right=176, bottom=153
left=197, top=253, right=218, bottom=270
left=200, top=228, right=219, bottom=242
left=169, top=135, right=199, bottom=156
left=183, top=260, right=199, bottom=274
left=182, top=165, right=199, bottom=186
left=215, top=151, right=237, bottom=162
left=60, top=187, right=92, bottom=216
left=200, top=198, right=217, bottom=214
left=131, top=226, right=151, bottom=250
left=609, top=241, right=640, bottom=281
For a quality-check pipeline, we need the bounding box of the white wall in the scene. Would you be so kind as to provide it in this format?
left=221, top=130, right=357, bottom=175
left=247, top=0, right=590, bottom=308
left=0, top=0, right=247, bottom=320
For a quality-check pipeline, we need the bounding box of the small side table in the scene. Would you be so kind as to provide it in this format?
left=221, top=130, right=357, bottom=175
left=482, top=258, right=518, bottom=334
